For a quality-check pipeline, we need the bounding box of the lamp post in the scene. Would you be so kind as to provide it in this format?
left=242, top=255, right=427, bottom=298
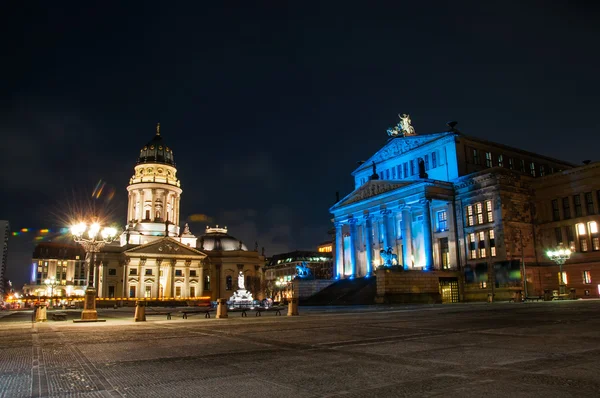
left=71, top=221, right=118, bottom=321
left=546, top=247, right=571, bottom=295
left=44, top=277, right=58, bottom=307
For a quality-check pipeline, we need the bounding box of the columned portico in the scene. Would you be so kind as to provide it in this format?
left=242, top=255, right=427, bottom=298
left=421, top=199, right=434, bottom=271
left=401, top=205, right=413, bottom=270
left=335, top=222, right=344, bottom=278
left=363, top=214, right=374, bottom=276
left=348, top=218, right=359, bottom=278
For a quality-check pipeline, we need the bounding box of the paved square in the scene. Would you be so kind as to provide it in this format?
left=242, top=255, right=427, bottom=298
left=1, top=301, right=600, bottom=397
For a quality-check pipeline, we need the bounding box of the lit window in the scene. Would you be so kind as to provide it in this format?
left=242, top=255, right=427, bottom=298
left=530, top=162, right=536, bottom=177
left=469, top=233, right=476, bottom=259
left=540, top=165, right=545, bottom=177
left=589, top=221, right=598, bottom=234
left=498, top=155, right=503, bottom=167
left=431, top=152, right=437, bottom=168
left=485, top=200, right=493, bottom=222
left=485, top=152, right=492, bottom=167
left=577, top=223, right=587, bottom=235
left=466, top=205, right=474, bottom=227
left=476, top=203, right=484, bottom=224
left=478, top=231, right=486, bottom=257
left=559, top=272, right=568, bottom=285
left=489, top=229, right=496, bottom=257
left=508, top=158, right=514, bottom=170
left=437, top=211, right=448, bottom=231
left=583, top=271, right=592, bottom=284
left=473, top=149, right=480, bottom=165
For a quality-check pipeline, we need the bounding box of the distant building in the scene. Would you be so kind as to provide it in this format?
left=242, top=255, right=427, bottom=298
left=0, top=220, right=9, bottom=299
left=22, top=242, right=86, bottom=298
left=264, top=250, right=333, bottom=301
left=317, top=241, right=333, bottom=253
left=330, top=114, right=600, bottom=303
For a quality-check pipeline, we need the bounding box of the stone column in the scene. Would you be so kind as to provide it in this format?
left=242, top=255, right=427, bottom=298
left=349, top=218, right=358, bottom=278
left=184, top=264, right=190, bottom=298
left=364, top=214, right=374, bottom=276
left=335, top=222, right=344, bottom=278
left=421, top=199, right=434, bottom=271
left=154, top=259, right=162, bottom=298
left=170, top=259, right=176, bottom=298
left=401, top=205, right=412, bottom=270
left=199, top=264, right=204, bottom=297
left=127, top=192, right=133, bottom=222
left=137, top=259, right=145, bottom=298
left=382, top=209, right=396, bottom=252
left=139, top=189, right=145, bottom=220
left=175, top=195, right=181, bottom=227
left=150, top=189, right=156, bottom=221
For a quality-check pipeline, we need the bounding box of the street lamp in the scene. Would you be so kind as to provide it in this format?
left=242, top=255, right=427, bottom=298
left=71, top=221, right=118, bottom=321
left=546, top=247, right=571, bottom=295
left=44, top=277, right=58, bottom=307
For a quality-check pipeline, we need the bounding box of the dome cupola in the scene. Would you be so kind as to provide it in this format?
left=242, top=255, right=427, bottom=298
left=138, top=123, right=175, bottom=166
left=199, top=226, right=248, bottom=251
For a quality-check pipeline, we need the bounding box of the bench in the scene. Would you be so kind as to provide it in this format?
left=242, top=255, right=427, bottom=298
left=180, top=308, right=213, bottom=319
left=553, top=294, right=570, bottom=301
left=145, top=310, right=173, bottom=320
left=255, top=306, right=284, bottom=316
left=51, top=312, right=68, bottom=321
left=524, top=296, right=543, bottom=302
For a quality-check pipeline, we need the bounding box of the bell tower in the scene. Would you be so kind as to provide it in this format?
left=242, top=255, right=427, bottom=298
left=121, top=123, right=184, bottom=245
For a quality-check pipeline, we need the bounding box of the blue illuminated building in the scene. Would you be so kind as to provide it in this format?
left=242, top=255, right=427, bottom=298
left=330, top=115, right=579, bottom=302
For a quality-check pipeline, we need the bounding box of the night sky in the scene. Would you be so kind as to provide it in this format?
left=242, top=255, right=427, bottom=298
left=2, top=1, right=600, bottom=287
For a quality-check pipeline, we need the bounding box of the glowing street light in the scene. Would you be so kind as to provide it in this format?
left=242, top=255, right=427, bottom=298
left=44, top=277, right=58, bottom=307
left=546, top=247, right=571, bottom=295
left=71, top=220, right=118, bottom=321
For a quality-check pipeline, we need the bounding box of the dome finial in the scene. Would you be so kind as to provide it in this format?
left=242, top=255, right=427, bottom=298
left=156, top=122, right=161, bottom=136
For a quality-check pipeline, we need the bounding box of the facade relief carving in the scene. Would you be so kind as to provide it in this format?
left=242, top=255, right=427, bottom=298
left=342, top=182, right=406, bottom=206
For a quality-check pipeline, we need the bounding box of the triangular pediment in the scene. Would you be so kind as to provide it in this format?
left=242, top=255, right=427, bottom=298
left=331, top=180, right=413, bottom=210
left=125, top=237, right=207, bottom=258
left=359, top=132, right=453, bottom=170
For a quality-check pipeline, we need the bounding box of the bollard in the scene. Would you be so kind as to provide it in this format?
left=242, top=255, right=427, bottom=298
left=216, top=298, right=228, bottom=318
left=36, top=305, right=48, bottom=322
left=134, top=301, right=146, bottom=322
left=287, top=297, right=299, bottom=316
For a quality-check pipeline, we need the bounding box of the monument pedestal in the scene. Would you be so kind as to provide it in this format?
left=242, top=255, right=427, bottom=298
left=35, top=306, right=47, bottom=322
left=216, top=298, right=228, bottom=318
left=287, top=297, right=299, bottom=316
left=134, top=301, right=146, bottom=322
left=80, top=287, right=98, bottom=321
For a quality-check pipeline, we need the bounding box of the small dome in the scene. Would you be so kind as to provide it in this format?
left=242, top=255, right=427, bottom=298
left=199, top=226, right=248, bottom=251
left=137, top=123, right=175, bottom=166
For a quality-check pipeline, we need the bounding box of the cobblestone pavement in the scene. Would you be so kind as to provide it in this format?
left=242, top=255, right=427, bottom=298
left=1, top=300, right=600, bottom=397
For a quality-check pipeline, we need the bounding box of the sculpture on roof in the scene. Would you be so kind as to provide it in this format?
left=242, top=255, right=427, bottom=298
left=295, top=262, right=312, bottom=278
left=387, top=113, right=416, bottom=137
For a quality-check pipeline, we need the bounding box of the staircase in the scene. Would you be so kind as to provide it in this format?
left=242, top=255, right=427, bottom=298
left=300, top=277, right=376, bottom=306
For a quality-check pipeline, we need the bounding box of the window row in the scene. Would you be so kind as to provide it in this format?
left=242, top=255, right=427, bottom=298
left=554, top=221, right=600, bottom=252
left=469, top=148, right=562, bottom=177
left=129, top=268, right=199, bottom=277
left=559, top=270, right=593, bottom=285
left=465, top=200, right=493, bottom=227
left=551, top=191, right=599, bottom=221
left=467, top=230, right=497, bottom=259
left=360, top=151, right=440, bottom=184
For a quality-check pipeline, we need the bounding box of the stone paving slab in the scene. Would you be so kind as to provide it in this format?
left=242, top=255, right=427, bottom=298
left=1, top=301, right=600, bottom=397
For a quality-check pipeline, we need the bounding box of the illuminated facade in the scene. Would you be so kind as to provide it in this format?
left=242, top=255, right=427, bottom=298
left=22, top=242, right=87, bottom=298
left=330, top=115, right=587, bottom=302
left=264, top=251, right=333, bottom=301
left=90, top=124, right=264, bottom=301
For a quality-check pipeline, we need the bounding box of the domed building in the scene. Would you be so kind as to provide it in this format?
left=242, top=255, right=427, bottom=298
left=198, top=226, right=264, bottom=301
left=92, top=124, right=265, bottom=303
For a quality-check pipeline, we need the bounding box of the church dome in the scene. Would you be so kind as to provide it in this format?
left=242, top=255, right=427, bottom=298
left=199, top=226, right=248, bottom=251
left=137, top=123, right=175, bottom=166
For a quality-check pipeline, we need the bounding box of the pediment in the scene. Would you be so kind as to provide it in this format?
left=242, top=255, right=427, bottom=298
left=365, top=133, right=451, bottom=165
left=331, top=180, right=412, bottom=210
left=125, top=237, right=207, bottom=258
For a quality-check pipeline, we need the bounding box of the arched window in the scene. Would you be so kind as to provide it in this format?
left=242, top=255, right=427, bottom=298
left=226, top=275, right=232, bottom=291
left=204, top=275, right=210, bottom=291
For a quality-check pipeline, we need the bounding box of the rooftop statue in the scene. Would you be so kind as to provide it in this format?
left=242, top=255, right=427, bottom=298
left=387, top=113, right=416, bottom=137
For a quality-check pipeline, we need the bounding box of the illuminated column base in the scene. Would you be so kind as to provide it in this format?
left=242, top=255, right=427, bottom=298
left=134, top=301, right=146, bottom=322
left=81, top=287, right=98, bottom=321
left=216, top=298, right=228, bottom=318
left=559, top=284, right=567, bottom=295
left=287, top=297, right=299, bottom=316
